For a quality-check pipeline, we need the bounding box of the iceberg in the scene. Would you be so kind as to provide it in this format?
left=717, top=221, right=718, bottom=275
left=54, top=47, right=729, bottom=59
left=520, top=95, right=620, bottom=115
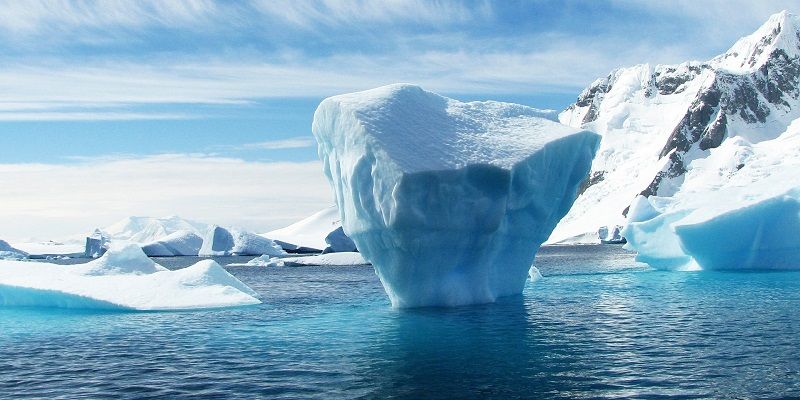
left=199, top=226, right=286, bottom=257
left=323, top=226, right=357, bottom=253
left=624, top=190, right=800, bottom=271
left=624, top=124, right=800, bottom=270
left=312, top=84, right=600, bottom=307
left=141, top=230, right=203, bottom=257
left=0, top=243, right=260, bottom=310
left=0, top=240, right=27, bottom=260
left=84, top=229, right=109, bottom=258
left=265, top=206, right=353, bottom=253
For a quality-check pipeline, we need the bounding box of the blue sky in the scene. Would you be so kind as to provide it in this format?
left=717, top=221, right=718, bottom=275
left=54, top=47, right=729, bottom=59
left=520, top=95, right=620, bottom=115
left=1, top=0, right=798, bottom=240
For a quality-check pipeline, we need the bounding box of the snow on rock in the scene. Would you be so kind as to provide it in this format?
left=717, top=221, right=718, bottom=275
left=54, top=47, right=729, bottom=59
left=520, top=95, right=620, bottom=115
left=0, top=240, right=27, bottom=260
left=0, top=244, right=260, bottom=310
left=141, top=230, right=203, bottom=257
left=623, top=122, right=800, bottom=270
left=199, top=226, right=287, bottom=257
left=265, top=206, right=348, bottom=252
left=549, top=11, right=800, bottom=244
left=313, top=84, right=599, bottom=307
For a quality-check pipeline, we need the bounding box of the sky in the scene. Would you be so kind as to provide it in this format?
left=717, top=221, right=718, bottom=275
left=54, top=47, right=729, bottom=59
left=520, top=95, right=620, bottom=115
left=1, top=0, right=799, bottom=241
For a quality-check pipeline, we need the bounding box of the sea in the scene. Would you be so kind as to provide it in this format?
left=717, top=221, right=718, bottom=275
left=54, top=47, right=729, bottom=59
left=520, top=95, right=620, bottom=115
left=1, top=245, right=799, bottom=399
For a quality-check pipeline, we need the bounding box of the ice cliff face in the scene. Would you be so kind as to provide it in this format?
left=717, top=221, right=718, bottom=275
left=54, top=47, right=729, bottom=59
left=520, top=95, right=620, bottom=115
left=313, top=84, right=599, bottom=307
left=551, top=11, right=800, bottom=244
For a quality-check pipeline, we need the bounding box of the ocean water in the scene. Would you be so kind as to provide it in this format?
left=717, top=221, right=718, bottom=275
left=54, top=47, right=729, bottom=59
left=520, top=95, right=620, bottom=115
left=2, top=245, right=799, bottom=399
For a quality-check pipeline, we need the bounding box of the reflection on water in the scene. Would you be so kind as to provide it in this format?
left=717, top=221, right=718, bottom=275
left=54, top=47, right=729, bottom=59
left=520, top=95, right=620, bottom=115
left=2, top=245, right=800, bottom=398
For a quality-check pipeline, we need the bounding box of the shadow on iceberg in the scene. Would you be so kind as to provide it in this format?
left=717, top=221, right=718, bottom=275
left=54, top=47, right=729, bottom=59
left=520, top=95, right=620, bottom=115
left=0, top=284, right=128, bottom=310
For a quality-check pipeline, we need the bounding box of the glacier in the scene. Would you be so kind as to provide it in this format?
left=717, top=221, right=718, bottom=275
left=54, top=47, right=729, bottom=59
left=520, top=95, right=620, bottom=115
left=549, top=11, right=800, bottom=245
left=0, top=243, right=260, bottom=310
left=199, top=226, right=286, bottom=257
left=312, top=84, right=599, bottom=307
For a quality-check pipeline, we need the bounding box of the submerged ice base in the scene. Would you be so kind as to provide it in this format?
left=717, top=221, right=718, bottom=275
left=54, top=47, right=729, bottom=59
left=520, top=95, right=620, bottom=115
left=313, top=84, right=599, bottom=307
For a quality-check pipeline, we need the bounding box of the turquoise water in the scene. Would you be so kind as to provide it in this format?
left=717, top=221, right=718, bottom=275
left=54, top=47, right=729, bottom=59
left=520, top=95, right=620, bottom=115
left=2, top=246, right=799, bottom=398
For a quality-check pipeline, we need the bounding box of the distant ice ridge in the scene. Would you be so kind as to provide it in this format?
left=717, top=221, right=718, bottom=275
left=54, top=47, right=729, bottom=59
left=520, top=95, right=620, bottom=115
left=102, top=215, right=209, bottom=244
left=0, top=244, right=260, bottom=310
left=549, top=11, right=800, bottom=245
left=239, top=252, right=369, bottom=267
left=313, top=84, right=599, bottom=307
left=199, top=226, right=286, bottom=257
left=623, top=123, right=800, bottom=270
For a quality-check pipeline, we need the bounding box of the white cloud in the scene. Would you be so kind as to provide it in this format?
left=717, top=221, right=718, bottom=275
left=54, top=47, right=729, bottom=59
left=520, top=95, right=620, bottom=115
left=0, top=0, right=220, bottom=35
left=0, top=111, right=190, bottom=121
left=0, top=154, right=333, bottom=241
left=252, top=0, right=491, bottom=29
left=238, top=137, right=316, bottom=150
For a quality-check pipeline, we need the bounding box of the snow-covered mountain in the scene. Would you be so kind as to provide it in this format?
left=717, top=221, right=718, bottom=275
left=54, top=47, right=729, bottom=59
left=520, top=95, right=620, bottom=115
left=549, top=10, right=800, bottom=243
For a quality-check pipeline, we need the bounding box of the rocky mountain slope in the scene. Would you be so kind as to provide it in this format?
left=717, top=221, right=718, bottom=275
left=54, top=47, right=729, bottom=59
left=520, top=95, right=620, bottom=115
left=549, top=11, right=800, bottom=243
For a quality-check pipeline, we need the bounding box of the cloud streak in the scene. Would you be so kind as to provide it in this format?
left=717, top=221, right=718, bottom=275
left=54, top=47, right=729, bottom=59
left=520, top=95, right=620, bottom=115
left=0, top=154, right=333, bottom=241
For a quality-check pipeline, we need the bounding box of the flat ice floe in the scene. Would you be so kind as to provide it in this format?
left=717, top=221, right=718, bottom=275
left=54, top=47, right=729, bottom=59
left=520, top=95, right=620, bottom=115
left=313, top=84, right=599, bottom=307
left=234, top=252, right=370, bottom=267
left=0, top=244, right=260, bottom=310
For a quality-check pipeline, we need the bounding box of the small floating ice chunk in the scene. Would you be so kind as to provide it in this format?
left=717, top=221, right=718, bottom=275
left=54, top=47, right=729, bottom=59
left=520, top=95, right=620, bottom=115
left=528, top=266, right=543, bottom=282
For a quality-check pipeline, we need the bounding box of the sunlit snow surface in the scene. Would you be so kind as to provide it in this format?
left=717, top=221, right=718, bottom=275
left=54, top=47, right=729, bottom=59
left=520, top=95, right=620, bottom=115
left=313, top=84, right=599, bottom=307
left=624, top=122, right=800, bottom=270
left=0, top=244, right=260, bottom=310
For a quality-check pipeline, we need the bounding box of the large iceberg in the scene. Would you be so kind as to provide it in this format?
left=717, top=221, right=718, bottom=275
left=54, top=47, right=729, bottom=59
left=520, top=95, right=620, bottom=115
left=624, top=124, right=800, bottom=270
left=312, top=84, right=600, bottom=307
left=0, top=244, right=260, bottom=310
left=199, top=226, right=286, bottom=257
